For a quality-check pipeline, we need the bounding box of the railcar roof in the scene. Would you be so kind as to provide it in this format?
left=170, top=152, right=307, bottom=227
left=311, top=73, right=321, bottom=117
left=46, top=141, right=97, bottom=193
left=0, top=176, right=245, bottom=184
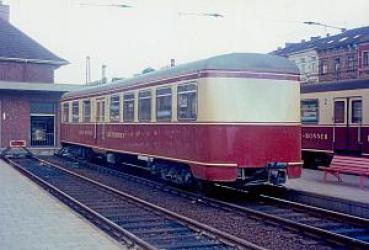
left=63, top=53, right=298, bottom=99
left=301, top=79, right=369, bottom=93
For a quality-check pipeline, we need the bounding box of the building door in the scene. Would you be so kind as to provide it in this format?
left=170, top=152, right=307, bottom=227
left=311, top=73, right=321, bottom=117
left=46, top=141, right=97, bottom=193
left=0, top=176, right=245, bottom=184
left=30, top=116, right=55, bottom=147
left=333, top=97, right=362, bottom=153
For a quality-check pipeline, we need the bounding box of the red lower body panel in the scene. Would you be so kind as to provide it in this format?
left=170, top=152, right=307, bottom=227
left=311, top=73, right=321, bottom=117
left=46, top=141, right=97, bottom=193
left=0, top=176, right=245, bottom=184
left=61, top=123, right=302, bottom=181
left=302, top=126, right=369, bottom=155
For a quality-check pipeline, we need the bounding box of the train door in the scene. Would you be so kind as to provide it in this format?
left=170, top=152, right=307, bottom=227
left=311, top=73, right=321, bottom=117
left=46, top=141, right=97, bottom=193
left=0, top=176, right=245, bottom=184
left=333, top=97, right=362, bottom=153
left=348, top=98, right=362, bottom=152
left=96, top=98, right=106, bottom=144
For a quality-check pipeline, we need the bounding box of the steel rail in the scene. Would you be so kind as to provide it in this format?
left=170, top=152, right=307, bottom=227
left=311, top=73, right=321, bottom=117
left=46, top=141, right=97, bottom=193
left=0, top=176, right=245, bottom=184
left=6, top=158, right=156, bottom=250
left=37, top=157, right=266, bottom=250
left=47, top=156, right=369, bottom=249
left=198, top=194, right=369, bottom=249
left=8, top=157, right=265, bottom=250
left=259, top=194, right=369, bottom=226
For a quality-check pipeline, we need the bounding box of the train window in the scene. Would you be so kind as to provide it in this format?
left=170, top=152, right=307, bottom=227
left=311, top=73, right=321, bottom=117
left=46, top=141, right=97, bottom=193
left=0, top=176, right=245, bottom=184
left=334, top=101, right=345, bottom=123
left=62, top=103, right=69, bottom=123
left=123, top=93, right=135, bottom=122
left=301, top=100, right=319, bottom=124
left=96, top=98, right=106, bottom=122
left=139, top=90, right=152, bottom=122
left=110, top=95, right=121, bottom=122
left=82, top=100, right=91, bottom=122
left=177, top=83, right=197, bottom=120
left=352, top=100, right=362, bottom=124
left=156, top=87, right=172, bottom=121
left=72, top=101, right=79, bottom=123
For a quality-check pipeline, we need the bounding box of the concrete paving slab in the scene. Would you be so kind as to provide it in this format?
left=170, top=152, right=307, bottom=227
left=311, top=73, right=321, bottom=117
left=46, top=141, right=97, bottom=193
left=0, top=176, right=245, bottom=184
left=0, top=159, right=126, bottom=250
left=286, top=169, right=369, bottom=204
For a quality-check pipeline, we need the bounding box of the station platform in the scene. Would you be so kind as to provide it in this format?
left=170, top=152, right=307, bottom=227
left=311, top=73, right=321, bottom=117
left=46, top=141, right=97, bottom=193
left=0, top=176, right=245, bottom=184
left=0, top=160, right=125, bottom=250
left=286, top=169, right=369, bottom=204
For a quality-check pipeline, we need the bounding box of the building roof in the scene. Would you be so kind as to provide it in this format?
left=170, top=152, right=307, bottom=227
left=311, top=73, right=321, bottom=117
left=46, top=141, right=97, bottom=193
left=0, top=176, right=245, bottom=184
left=301, top=79, right=369, bottom=93
left=0, top=80, right=85, bottom=92
left=63, top=53, right=299, bottom=99
left=0, top=19, right=68, bottom=65
left=273, top=26, right=369, bottom=56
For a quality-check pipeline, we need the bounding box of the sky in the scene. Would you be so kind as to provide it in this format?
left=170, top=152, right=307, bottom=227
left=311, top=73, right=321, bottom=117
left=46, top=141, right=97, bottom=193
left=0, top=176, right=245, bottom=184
left=5, top=0, right=369, bottom=84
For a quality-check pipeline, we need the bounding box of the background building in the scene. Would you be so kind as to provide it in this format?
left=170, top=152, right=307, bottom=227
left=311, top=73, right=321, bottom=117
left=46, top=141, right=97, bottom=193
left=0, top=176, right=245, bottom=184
left=272, top=26, right=369, bottom=84
left=0, top=2, right=83, bottom=153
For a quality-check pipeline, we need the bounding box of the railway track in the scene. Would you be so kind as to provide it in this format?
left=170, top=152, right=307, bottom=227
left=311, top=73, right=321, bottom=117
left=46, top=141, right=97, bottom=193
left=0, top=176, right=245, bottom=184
left=5, top=156, right=264, bottom=250
left=43, top=156, right=369, bottom=249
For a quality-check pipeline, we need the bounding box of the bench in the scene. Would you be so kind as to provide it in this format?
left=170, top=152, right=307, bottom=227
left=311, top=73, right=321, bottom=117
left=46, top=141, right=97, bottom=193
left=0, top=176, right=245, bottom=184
left=319, top=155, right=369, bottom=189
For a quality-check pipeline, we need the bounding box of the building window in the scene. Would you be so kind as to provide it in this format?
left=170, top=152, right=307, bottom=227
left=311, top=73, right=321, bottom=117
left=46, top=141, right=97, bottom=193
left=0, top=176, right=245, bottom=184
left=139, top=90, right=152, bottom=122
left=348, top=55, right=355, bottom=71
left=82, top=100, right=91, bottom=122
left=321, top=63, right=328, bottom=74
left=310, top=56, right=317, bottom=73
left=156, top=87, right=172, bottom=121
left=363, top=51, right=369, bottom=68
left=177, top=83, right=197, bottom=120
left=96, top=98, right=106, bottom=122
left=62, top=103, right=69, bottom=123
left=30, top=102, right=55, bottom=114
left=352, top=100, right=362, bottom=124
left=72, top=101, right=79, bottom=123
left=123, top=93, right=135, bottom=122
left=301, top=100, right=319, bottom=124
left=31, top=116, right=54, bottom=147
left=334, top=58, right=341, bottom=72
left=110, top=95, right=121, bottom=122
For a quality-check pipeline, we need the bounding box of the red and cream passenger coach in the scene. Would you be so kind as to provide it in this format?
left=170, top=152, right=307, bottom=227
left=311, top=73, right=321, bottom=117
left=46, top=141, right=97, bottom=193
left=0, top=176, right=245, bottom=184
left=60, top=53, right=302, bottom=187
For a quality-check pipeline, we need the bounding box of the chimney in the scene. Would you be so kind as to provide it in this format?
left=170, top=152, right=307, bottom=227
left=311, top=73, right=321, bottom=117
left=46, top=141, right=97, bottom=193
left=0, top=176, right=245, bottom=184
left=170, top=58, right=175, bottom=67
left=301, top=39, right=306, bottom=43
left=85, top=56, right=91, bottom=85
left=326, top=33, right=330, bottom=37
left=285, top=42, right=296, bottom=48
left=310, top=36, right=321, bottom=41
left=101, top=64, right=107, bottom=84
left=0, top=1, right=9, bottom=22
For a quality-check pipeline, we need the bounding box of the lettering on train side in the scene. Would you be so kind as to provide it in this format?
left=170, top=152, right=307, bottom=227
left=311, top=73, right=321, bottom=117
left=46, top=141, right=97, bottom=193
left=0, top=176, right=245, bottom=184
left=302, top=132, right=328, bottom=140
left=78, top=130, right=93, bottom=136
left=107, top=131, right=125, bottom=139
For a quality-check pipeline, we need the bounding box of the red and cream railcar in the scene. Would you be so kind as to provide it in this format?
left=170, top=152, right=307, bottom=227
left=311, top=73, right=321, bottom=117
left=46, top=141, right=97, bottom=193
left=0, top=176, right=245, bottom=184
left=301, top=80, right=369, bottom=167
left=60, top=53, right=302, bottom=187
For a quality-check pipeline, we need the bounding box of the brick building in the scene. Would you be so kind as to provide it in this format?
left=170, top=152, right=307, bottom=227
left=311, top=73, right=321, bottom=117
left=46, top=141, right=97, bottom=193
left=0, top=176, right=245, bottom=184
left=0, top=2, right=83, bottom=152
left=273, top=26, right=369, bottom=84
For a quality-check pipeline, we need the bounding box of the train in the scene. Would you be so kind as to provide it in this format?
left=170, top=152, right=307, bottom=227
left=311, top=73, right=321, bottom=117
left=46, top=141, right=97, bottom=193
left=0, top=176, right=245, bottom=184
left=59, top=53, right=302, bottom=188
left=301, top=79, right=369, bottom=167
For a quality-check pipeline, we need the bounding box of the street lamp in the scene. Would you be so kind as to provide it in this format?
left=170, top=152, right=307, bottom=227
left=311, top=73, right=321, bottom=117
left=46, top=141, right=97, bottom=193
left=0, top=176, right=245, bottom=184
left=303, top=21, right=346, bottom=33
